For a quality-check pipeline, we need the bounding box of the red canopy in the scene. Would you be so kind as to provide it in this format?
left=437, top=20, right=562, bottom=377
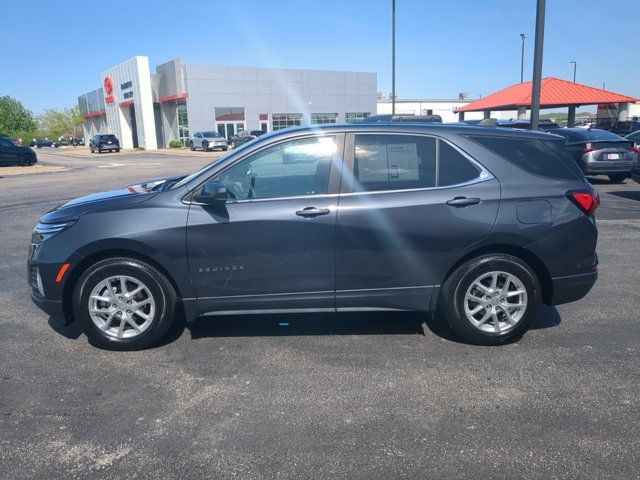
left=455, top=77, right=637, bottom=112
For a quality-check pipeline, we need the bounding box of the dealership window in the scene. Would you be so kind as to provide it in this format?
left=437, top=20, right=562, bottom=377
left=272, top=113, right=303, bottom=131
left=311, top=113, right=338, bottom=124
left=352, top=135, right=480, bottom=193
left=215, top=107, right=245, bottom=122
left=218, top=135, right=336, bottom=200
left=177, top=100, right=189, bottom=145
left=345, top=112, right=370, bottom=123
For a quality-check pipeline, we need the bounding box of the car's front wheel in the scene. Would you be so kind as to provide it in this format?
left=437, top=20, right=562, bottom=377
left=437, top=254, right=541, bottom=345
left=202, top=141, right=209, bottom=152
left=72, top=257, right=177, bottom=350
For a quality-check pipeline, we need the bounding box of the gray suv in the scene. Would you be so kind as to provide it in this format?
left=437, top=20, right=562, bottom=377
left=190, top=131, right=228, bottom=152
left=28, top=124, right=598, bottom=350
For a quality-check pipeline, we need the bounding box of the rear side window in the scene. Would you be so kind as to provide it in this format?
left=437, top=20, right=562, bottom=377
left=353, top=135, right=480, bottom=192
left=468, top=135, right=581, bottom=180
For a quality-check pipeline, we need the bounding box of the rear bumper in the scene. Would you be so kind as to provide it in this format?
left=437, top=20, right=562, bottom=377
left=550, top=271, right=598, bottom=306
left=581, top=160, right=632, bottom=175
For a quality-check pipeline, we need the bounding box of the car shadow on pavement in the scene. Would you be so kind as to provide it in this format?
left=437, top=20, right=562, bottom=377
left=608, top=190, right=640, bottom=202
left=47, top=317, right=82, bottom=340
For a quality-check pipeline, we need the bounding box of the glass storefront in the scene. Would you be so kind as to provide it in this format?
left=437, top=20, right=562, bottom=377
left=177, top=99, right=189, bottom=145
left=345, top=112, right=370, bottom=123
left=311, top=113, right=338, bottom=124
left=273, top=113, right=303, bottom=130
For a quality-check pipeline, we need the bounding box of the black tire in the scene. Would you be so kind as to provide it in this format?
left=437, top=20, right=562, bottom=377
left=437, top=254, right=542, bottom=346
left=223, top=146, right=228, bottom=151
left=608, top=173, right=626, bottom=183
left=18, top=154, right=28, bottom=166
left=190, top=144, right=196, bottom=151
left=202, top=141, right=209, bottom=152
left=72, top=257, right=177, bottom=350
left=116, top=148, right=120, bottom=153
left=97, top=148, right=102, bottom=154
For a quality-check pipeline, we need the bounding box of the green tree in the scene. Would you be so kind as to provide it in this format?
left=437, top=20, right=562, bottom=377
left=0, top=96, right=37, bottom=137
left=39, top=106, right=84, bottom=139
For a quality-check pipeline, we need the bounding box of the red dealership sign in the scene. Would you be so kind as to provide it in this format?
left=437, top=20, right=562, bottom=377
left=104, top=77, right=114, bottom=95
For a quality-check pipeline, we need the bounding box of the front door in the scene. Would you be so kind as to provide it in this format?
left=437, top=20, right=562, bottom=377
left=335, top=132, right=500, bottom=311
left=186, top=133, right=343, bottom=313
left=225, top=123, right=234, bottom=141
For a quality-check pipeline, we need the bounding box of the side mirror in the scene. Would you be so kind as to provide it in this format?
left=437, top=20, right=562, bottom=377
left=193, top=181, right=228, bottom=204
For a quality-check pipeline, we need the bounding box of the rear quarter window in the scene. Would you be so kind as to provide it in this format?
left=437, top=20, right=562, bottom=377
left=467, top=135, right=583, bottom=180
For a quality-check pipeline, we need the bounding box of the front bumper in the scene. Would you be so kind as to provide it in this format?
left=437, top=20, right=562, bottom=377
left=30, top=290, right=69, bottom=324
left=550, top=271, right=598, bottom=305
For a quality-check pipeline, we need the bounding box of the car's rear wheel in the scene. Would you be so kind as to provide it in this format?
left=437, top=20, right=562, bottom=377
left=437, top=254, right=542, bottom=345
left=608, top=173, right=626, bottom=183
left=116, top=148, right=120, bottom=153
left=72, top=257, right=177, bottom=350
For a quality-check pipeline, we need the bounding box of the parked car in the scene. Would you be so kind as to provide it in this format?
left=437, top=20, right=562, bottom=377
left=89, top=134, right=120, bottom=153
left=28, top=123, right=599, bottom=350
left=364, top=114, right=443, bottom=123
left=30, top=139, right=60, bottom=148
left=190, top=131, right=228, bottom=152
left=230, top=130, right=266, bottom=148
left=497, top=119, right=561, bottom=131
left=0, top=137, right=37, bottom=166
left=624, top=130, right=640, bottom=148
left=610, top=120, right=640, bottom=136
left=551, top=128, right=635, bottom=182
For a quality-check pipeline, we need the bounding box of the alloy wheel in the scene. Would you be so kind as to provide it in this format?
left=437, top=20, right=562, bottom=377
left=88, top=275, right=156, bottom=339
left=463, top=271, right=528, bottom=334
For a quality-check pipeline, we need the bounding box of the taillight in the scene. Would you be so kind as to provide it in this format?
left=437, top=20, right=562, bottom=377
left=567, top=189, right=600, bottom=215
left=628, top=146, right=640, bottom=154
left=582, top=143, right=593, bottom=153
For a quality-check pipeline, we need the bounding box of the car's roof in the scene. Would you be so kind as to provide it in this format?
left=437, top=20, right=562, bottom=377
left=263, top=122, right=559, bottom=141
left=552, top=128, right=626, bottom=142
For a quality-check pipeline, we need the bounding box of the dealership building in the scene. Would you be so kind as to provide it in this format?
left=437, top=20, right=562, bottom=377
left=77, top=56, right=377, bottom=149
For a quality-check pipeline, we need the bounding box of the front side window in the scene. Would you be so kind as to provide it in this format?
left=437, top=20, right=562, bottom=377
left=219, top=135, right=336, bottom=201
left=353, top=135, right=481, bottom=192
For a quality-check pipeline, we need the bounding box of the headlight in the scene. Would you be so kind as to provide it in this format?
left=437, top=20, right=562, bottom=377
left=32, top=221, right=76, bottom=243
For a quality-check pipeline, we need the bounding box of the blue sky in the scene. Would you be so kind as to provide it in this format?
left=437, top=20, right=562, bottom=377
left=1, top=0, right=638, bottom=113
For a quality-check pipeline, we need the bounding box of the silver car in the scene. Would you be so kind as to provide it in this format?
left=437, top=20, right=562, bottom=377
left=190, top=131, right=228, bottom=152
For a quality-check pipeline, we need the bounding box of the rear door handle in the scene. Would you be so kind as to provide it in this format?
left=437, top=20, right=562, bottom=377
left=446, top=197, right=481, bottom=207
left=296, top=207, right=331, bottom=218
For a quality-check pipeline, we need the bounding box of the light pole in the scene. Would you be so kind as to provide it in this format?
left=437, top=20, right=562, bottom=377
left=520, top=33, right=526, bottom=83
left=530, top=0, right=546, bottom=131
left=570, top=60, right=577, bottom=82
left=391, top=0, right=396, bottom=115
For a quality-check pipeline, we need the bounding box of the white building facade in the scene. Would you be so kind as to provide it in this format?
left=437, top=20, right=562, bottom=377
left=377, top=98, right=518, bottom=122
left=78, top=56, right=377, bottom=149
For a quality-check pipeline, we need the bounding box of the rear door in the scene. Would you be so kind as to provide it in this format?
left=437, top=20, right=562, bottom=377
left=335, top=132, right=500, bottom=311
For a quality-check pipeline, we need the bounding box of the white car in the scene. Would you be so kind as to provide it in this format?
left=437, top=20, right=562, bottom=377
left=190, top=131, right=228, bottom=152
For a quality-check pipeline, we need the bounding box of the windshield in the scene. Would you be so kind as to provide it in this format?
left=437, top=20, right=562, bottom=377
left=203, top=131, right=221, bottom=138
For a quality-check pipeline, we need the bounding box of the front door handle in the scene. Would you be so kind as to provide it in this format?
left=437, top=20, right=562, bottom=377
left=446, top=197, right=481, bottom=207
left=296, top=207, right=331, bottom=218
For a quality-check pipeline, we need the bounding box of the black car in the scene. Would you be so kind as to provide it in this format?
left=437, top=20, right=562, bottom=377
left=89, top=134, right=120, bottom=153
left=551, top=128, right=635, bottom=182
left=29, top=123, right=598, bottom=350
left=230, top=130, right=266, bottom=148
left=610, top=120, right=640, bottom=136
left=0, top=137, right=38, bottom=166
left=30, top=139, right=60, bottom=148
left=364, top=114, right=443, bottom=123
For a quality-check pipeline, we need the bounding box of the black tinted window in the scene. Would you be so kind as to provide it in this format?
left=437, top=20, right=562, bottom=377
left=353, top=135, right=436, bottom=192
left=438, top=141, right=480, bottom=186
left=469, top=135, right=580, bottom=180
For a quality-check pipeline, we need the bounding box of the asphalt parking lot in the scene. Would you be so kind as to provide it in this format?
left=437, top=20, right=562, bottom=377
left=1, top=148, right=639, bottom=479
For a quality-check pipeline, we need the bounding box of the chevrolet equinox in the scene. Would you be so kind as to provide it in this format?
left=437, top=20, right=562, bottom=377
left=28, top=124, right=599, bottom=349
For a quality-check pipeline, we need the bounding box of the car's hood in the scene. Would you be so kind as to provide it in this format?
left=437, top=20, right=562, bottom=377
left=39, top=175, right=185, bottom=224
